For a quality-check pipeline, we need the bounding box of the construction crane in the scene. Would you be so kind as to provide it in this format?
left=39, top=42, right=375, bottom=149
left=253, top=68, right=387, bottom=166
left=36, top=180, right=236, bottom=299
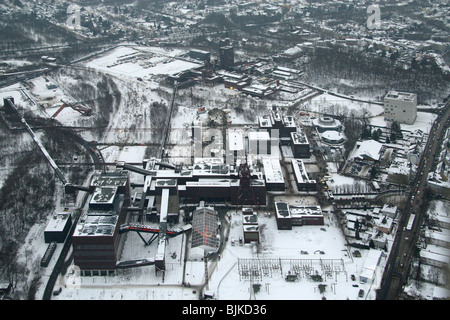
left=51, top=100, right=93, bottom=119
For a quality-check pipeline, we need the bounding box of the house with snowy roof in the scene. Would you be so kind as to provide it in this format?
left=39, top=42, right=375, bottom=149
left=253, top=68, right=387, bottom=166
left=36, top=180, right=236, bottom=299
left=349, top=140, right=383, bottom=163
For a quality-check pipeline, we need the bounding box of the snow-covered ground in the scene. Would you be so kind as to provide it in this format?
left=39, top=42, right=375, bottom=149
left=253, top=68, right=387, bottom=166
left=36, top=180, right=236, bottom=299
left=3, top=43, right=447, bottom=301
left=209, top=210, right=383, bottom=300
left=0, top=84, right=32, bottom=108
left=84, top=46, right=201, bottom=80
left=305, top=93, right=385, bottom=118
left=48, top=206, right=384, bottom=300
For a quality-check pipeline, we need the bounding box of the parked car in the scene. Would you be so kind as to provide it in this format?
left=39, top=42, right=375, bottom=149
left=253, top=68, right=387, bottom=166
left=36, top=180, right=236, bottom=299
left=358, top=289, right=364, bottom=298
left=53, top=287, right=62, bottom=296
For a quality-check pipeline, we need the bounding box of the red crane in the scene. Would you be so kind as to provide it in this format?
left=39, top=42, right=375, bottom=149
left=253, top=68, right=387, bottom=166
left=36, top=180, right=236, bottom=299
left=51, top=100, right=93, bottom=119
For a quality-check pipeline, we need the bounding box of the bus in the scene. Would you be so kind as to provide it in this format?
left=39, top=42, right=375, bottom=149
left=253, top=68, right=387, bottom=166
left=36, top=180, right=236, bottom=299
left=406, top=214, right=415, bottom=231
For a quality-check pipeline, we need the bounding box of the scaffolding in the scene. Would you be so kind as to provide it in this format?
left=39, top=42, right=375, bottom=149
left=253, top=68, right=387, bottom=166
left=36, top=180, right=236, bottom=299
left=238, top=258, right=347, bottom=282
left=238, top=258, right=283, bottom=281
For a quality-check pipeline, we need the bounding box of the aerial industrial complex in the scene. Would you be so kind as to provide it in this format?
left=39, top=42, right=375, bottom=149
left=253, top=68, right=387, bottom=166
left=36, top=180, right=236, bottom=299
left=0, top=0, right=449, bottom=302
left=59, top=103, right=318, bottom=276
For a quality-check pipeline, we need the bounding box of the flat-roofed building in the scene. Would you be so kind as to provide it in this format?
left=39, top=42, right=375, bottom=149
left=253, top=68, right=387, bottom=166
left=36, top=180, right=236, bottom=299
left=359, top=249, right=383, bottom=284
left=72, top=170, right=130, bottom=275
left=275, top=202, right=292, bottom=230
left=291, top=159, right=316, bottom=192
left=182, top=178, right=266, bottom=206
left=90, top=169, right=130, bottom=194
left=242, top=208, right=259, bottom=243
left=289, top=205, right=324, bottom=226
left=275, top=202, right=324, bottom=230
left=258, top=115, right=274, bottom=130
left=384, top=91, right=417, bottom=125
left=281, top=115, right=297, bottom=139
left=262, top=158, right=285, bottom=191
left=272, top=110, right=283, bottom=130
left=189, top=49, right=210, bottom=62
left=219, top=45, right=234, bottom=70
left=44, top=209, right=73, bottom=243
left=122, top=158, right=267, bottom=206
left=291, top=130, right=311, bottom=158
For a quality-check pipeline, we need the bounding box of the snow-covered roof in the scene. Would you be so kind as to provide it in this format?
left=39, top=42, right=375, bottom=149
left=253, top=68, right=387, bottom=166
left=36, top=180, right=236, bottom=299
left=359, top=249, right=383, bottom=281
left=283, top=116, right=296, bottom=127
left=420, top=250, right=450, bottom=264
left=321, top=130, right=345, bottom=143
left=90, top=170, right=129, bottom=187
left=275, top=202, right=322, bottom=219
left=292, top=159, right=315, bottom=184
left=381, top=204, right=397, bottom=215
left=283, top=46, right=302, bottom=56
left=44, top=211, right=72, bottom=233
left=291, top=130, right=309, bottom=145
left=349, top=140, right=383, bottom=161
left=259, top=115, right=274, bottom=128
left=90, top=186, right=118, bottom=205
left=385, top=91, right=417, bottom=103
left=73, top=214, right=119, bottom=237
left=263, top=158, right=284, bottom=184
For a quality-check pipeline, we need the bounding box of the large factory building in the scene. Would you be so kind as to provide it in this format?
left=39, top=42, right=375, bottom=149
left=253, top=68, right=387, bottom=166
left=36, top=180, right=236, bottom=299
left=71, top=170, right=130, bottom=275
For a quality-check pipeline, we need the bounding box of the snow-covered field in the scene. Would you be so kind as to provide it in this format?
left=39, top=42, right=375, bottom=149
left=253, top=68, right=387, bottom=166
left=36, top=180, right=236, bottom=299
left=210, top=211, right=382, bottom=300
left=85, top=46, right=202, bottom=80
left=305, top=93, right=385, bottom=118
left=0, top=84, right=32, bottom=108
